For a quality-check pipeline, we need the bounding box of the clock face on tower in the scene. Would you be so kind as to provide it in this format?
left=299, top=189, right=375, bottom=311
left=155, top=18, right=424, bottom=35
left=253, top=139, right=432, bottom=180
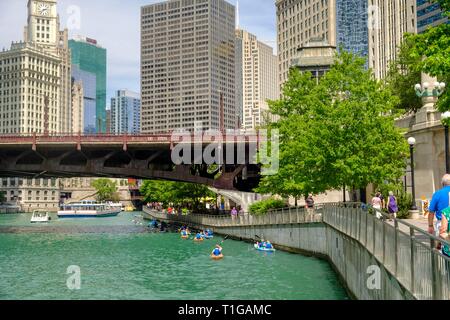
left=37, top=3, right=50, bottom=16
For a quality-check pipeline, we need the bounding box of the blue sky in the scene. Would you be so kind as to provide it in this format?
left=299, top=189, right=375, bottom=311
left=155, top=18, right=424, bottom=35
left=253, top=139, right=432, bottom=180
left=0, top=0, right=277, bottom=107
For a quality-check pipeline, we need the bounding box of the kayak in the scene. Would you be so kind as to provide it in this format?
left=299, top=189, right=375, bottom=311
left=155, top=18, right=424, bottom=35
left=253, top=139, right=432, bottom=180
left=194, top=237, right=204, bottom=242
left=254, top=243, right=276, bottom=252
left=210, top=254, right=224, bottom=260
left=181, top=235, right=189, bottom=239
left=203, top=235, right=214, bottom=239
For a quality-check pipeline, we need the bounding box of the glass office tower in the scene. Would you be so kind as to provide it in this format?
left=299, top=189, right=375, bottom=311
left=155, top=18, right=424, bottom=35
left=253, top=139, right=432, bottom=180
left=417, top=0, right=449, bottom=33
left=69, top=36, right=107, bottom=133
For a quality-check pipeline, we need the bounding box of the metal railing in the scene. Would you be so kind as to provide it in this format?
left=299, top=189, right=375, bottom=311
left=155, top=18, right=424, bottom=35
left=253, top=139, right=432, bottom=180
left=143, top=205, right=322, bottom=228
left=321, top=202, right=450, bottom=300
left=144, top=202, right=450, bottom=300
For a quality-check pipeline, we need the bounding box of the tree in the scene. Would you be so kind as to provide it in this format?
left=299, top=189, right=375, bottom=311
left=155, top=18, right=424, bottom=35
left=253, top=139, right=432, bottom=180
left=0, top=191, right=6, bottom=204
left=140, top=180, right=215, bottom=210
left=256, top=50, right=409, bottom=199
left=91, top=179, right=118, bottom=202
left=386, top=35, right=422, bottom=113
left=406, top=0, right=450, bottom=112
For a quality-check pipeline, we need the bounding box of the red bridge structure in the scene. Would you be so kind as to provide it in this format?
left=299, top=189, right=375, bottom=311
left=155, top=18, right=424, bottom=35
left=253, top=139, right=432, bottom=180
left=0, top=132, right=266, bottom=191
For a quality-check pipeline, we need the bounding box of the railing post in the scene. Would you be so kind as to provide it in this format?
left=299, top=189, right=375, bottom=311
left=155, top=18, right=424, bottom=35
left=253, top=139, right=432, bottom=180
left=410, top=228, right=415, bottom=294
left=372, top=214, right=376, bottom=254
left=289, top=208, right=292, bottom=224
left=394, top=219, right=399, bottom=277
left=430, top=238, right=440, bottom=300
left=382, top=220, right=386, bottom=264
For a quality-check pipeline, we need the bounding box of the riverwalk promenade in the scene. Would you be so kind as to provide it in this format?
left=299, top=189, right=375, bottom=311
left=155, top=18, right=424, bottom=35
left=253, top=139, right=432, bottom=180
left=143, top=203, right=450, bottom=300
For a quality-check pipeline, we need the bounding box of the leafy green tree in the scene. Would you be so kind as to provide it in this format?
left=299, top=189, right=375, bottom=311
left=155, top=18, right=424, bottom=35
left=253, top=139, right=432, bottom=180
left=406, top=0, right=450, bottom=112
left=91, top=179, right=118, bottom=202
left=386, top=35, right=422, bottom=112
left=0, top=191, right=6, bottom=204
left=140, top=180, right=215, bottom=210
left=256, top=51, right=409, bottom=199
left=249, top=198, right=287, bottom=216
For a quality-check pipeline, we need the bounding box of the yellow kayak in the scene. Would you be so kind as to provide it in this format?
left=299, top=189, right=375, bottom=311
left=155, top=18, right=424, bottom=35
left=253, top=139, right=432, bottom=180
left=194, top=237, right=204, bottom=242
left=210, top=254, right=224, bottom=260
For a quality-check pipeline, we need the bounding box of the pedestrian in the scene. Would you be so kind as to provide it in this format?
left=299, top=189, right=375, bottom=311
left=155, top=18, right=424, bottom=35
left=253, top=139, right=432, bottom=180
left=371, top=192, right=383, bottom=219
left=439, top=207, right=450, bottom=259
left=231, top=207, right=238, bottom=220
left=429, top=174, right=450, bottom=241
left=387, top=191, right=399, bottom=221
left=305, top=194, right=315, bottom=218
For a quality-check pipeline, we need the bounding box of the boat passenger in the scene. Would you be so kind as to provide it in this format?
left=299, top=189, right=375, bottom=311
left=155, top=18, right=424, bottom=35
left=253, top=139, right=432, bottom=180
left=212, top=245, right=222, bottom=256
left=265, top=241, right=273, bottom=249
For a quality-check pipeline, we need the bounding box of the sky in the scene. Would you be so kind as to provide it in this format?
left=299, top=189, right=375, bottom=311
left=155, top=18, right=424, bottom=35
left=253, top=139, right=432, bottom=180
left=0, top=0, right=277, bottom=107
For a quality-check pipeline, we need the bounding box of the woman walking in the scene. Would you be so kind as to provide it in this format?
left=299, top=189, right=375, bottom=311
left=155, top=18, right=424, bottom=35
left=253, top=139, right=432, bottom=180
left=372, top=192, right=383, bottom=219
left=387, top=191, right=399, bottom=221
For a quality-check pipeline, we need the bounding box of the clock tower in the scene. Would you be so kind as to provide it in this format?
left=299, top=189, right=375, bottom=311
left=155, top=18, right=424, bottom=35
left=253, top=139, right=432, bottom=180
left=26, top=0, right=58, bottom=46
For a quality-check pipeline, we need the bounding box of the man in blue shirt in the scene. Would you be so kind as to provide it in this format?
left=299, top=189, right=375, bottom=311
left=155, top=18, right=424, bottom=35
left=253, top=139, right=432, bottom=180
left=429, top=174, right=450, bottom=237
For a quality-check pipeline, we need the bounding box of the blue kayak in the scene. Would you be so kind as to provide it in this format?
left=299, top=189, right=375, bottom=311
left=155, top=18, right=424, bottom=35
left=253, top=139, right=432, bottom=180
left=203, top=235, right=214, bottom=239
left=254, top=243, right=276, bottom=252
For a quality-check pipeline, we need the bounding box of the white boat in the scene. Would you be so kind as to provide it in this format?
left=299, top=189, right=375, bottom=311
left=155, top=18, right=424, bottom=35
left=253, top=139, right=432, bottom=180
left=30, top=211, right=50, bottom=223
left=57, top=201, right=121, bottom=218
left=107, top=201, right=125, bottom=211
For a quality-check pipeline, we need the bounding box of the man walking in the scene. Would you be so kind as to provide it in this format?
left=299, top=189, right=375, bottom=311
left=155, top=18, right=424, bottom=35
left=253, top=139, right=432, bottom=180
left=429, top=174, right=450, bottom=241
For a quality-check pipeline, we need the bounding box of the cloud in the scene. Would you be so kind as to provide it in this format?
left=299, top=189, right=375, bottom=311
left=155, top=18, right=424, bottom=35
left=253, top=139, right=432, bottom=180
left=0, top=0, right=277, bottom=103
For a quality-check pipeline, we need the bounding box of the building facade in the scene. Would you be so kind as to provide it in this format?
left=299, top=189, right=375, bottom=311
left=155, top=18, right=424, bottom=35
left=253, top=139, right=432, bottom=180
left=276, top=0, right=416, bottom=87
left=71, top=79, right=84, bottom=133
left=368, top=0, right=417, bottom=80
left=110, top=90, right=141, bottom=134
left=141, top=0, right=236, bottom=133
left=417, top=0, right=449, bottom=33
left=72, top=65, right=97, bottom=133
left=69, top=36, right=107, bottom=133
left=235, top=29, right=279, bottom=129
left=0, top=0, right=75, bottom=211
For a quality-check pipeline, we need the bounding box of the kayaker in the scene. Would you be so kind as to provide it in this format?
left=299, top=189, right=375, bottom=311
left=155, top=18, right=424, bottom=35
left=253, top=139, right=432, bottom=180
left=265, top=241, right=273, bottom=249
left=181, top=229, right=188, bottom=237
left=195, top=233, right=203, bottom=240
left=211, top=245, right=222, bottom=257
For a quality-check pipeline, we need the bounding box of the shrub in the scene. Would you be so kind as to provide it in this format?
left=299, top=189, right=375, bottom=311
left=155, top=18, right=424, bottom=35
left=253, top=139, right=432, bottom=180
left=249, top=198, right=287, bottom=216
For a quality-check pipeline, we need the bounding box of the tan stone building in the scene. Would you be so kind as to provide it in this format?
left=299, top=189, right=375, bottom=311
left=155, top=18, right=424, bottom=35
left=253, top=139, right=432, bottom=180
left=0, top=0, right=72, bottom=211
left=71, top=80, right=84, bottom=134
left=141, top=0, right=236, bottom=133
left=276, top=0, right=417, bottom=88
left=368, top=0, right=417, bottom=80
left=235, top=29, right=279, bottom=129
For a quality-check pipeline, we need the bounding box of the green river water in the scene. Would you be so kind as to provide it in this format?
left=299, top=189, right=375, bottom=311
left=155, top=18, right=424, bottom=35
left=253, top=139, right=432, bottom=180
left=0, top=212, right=348, bottom=300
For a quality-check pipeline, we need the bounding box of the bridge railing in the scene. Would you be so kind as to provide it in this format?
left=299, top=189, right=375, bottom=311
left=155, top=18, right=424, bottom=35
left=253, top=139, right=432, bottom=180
left=143, top=205, right=322, bottom=228
left=319, top=202, right=450, bottom=300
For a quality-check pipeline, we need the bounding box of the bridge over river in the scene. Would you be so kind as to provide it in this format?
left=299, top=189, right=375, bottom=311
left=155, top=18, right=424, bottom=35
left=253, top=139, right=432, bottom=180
left=144, top=203, right=450, bottom=300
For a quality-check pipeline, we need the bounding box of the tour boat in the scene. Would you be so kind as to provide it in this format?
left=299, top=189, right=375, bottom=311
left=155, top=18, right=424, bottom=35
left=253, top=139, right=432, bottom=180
left=57, top=201, right=121, bottom=218
left=30, top=211, right=50, bottom=223
left=107, top=201, right=125, bottom=211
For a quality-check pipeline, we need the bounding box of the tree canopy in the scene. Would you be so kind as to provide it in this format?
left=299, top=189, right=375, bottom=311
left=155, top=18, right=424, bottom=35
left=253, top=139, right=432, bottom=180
left=140, top=180, right=215, bottom=209
left=256, top=50, right=409, bottom=199
left=91, top=179, right=119, bottom=202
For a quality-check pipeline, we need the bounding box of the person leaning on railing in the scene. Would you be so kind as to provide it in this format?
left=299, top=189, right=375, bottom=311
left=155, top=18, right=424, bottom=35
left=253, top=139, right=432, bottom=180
left=428, top=174, right=450, bottom=239
left=439, top=207, right=450, bottom=259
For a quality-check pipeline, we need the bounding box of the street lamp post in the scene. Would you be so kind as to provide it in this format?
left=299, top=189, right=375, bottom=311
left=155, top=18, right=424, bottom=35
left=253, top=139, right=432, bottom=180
left=441, top=111, right=450, bottom=173
left=408, top=137, right=417, bottom=211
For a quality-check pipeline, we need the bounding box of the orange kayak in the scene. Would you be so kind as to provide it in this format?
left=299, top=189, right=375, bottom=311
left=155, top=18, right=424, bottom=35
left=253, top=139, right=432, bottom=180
left=194, top=237, right=204, bottom=242
left=210, top=254, right=224, bottom=260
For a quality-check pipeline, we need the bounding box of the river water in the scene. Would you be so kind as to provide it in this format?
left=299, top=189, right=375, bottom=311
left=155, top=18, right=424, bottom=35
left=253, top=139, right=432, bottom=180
left=0, top=212, right=348, bottom=300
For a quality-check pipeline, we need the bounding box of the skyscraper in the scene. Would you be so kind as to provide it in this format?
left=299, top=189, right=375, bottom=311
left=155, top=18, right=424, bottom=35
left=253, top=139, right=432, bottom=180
left=368, top=0, right=417, bottom=79
left=69, top=36, right=107, bottom=133
left=276, top=0, right=416, bottom=85
left=417, top=0, right=449, bottom=33
left=72, top=65, right=97, bottom=133
left=235, top=29, right=279, bottom=129
left=110, top=90, right=141, bottom=134
left=0, top=0, right=72, bottom=211
left=141, top=0, right=236, bottom=133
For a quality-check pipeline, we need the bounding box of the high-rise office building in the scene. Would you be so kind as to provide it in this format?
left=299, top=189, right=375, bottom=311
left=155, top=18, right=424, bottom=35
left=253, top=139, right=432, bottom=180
left=72, top=65, right=97, bottom=133
left=71, top=80, right=84, bottom=134
left=235, top=29, right=279, bottom=129
left=276, top=0, right=416, bottom=85
left=0, top=0, right=74, bottom=211
left=110, top=90, right=141, bottom=134
left=417, top=0, right=449, bottom=33
left=141, top=0, right=236, bottom=133
left=69, top=36, right=107, bottom=133
left=368, top=0, right=417, bottom=79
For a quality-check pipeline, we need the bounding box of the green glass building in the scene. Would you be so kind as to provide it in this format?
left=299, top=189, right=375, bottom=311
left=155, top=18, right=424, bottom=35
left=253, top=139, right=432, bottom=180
left=69, top=36, right=107, bottom=133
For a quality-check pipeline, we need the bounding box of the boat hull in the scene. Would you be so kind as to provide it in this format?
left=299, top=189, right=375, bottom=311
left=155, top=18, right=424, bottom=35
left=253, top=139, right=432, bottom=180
left=57, top=211, right=120, bottom=218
